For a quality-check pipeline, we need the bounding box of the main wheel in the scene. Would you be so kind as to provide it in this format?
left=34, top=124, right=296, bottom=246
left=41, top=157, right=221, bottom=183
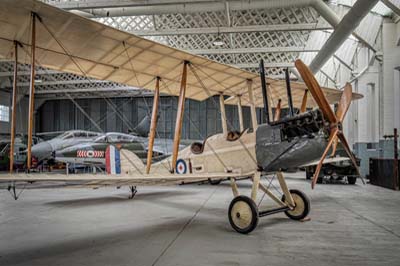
left=208, top=178, right=222, bottom=185
left=281, top=189, right=310, bottom=220
left=347, top=176, right=357, bottom=185
left=228, top=195, right=259, bottom=234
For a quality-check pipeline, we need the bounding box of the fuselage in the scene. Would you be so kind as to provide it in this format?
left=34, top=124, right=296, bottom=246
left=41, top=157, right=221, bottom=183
left=121, top=109, right=329, bottom=175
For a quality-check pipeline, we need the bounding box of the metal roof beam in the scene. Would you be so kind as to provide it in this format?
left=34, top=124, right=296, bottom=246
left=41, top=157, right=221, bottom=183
left=381, top=0, right=400, bottom=17
left=47, top=0, right=221, bottom=10
left=235, top=62, right=294, bottom=68
left=309, top=0, right=380, bottom=74
left=133, top=23, right=331, bottom=36
left=189, top=47, right=319, bottom=55
left=0, top=69, right=63, bottom=77
left=33, top=86, right=141, bottom=94
left=73, top=0, right=317, bottom=17
left=18, top=79, right=110, bottom=87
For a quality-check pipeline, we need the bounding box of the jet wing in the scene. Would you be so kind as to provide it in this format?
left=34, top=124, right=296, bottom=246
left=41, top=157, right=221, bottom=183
left=0, top=0, right=362, bottom=108
left=0, top=172, right=254, bottom=188
left=300, top=156, right=352, bottom=167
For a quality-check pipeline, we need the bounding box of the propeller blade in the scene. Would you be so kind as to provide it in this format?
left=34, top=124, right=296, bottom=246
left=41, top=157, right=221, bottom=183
left=311, top=128, right=339, bottom=189
left=300, top=89, right=308, bottom=113
left=331, top=136, right=338, bottom=157
left=295, top=59, right=337, bottom=124
left=336, top=132, right=365, bottom=184
left=274, top=99, right=282, bottom=121
left=336, top=83, right=353, bottom=122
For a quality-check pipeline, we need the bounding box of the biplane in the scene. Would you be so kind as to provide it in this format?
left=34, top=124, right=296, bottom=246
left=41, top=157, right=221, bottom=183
left=0, top=0, right=363, bottom=234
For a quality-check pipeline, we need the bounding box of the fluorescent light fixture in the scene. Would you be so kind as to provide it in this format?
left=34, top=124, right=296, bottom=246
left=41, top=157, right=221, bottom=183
left=213, top=36, right=225, bottom=46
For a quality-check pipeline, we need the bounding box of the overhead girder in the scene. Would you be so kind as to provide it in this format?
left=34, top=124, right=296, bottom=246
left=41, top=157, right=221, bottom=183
left=309, top=0, right=380, bottom=74
left=188, top=47, right=319, bottom=55
left=132, top=23, right=331, bottom=36
left=381, top=0, right=400, bottom=17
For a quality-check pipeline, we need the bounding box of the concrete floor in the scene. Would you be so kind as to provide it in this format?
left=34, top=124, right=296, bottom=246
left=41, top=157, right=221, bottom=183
left=0, top=173, right=400, bottom=266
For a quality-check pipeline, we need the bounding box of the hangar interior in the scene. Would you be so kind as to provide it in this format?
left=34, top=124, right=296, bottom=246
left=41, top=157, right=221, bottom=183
left=0, top=0, right=400, bottom=265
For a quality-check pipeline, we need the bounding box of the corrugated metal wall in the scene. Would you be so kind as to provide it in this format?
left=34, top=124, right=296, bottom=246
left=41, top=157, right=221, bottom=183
left=38, top=96, right=262, bottom=140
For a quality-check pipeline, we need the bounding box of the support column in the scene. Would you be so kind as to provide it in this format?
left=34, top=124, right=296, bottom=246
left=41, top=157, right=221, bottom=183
left=237, top=96, right=244, bottom=132
left=171, top=61, right=188, bottom=173
left=219, top=94, right=228, bottom=136
left=146, top=77, right=160, bottom=174
left=27, top=12, right=36, bottom=170
left=9, top=41, right=19, bottom=173
left=247, top=79, right=257, bottom=129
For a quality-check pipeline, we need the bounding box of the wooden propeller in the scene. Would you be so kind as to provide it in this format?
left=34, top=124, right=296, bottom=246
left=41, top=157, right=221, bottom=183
left=294, top=59, right=360, bottom=189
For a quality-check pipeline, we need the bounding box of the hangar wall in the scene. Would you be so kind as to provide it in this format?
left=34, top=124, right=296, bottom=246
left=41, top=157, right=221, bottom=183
left=0, top=90, right=28, bottom=135
left=37, top=96, right=257, bottom=139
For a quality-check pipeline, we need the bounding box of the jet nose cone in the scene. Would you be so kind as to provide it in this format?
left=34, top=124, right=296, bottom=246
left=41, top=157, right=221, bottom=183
left=31, top=142, right=53, bottom=161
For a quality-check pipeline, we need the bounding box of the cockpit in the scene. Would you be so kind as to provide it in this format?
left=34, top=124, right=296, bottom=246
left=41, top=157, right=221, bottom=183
left=94, top=133, right=136, bottom=143
left=56, top=130, right=102, bottom=140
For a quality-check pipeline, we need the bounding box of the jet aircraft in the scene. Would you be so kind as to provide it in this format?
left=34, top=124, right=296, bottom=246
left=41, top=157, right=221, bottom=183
left=54, top=132, right=186, bottom=167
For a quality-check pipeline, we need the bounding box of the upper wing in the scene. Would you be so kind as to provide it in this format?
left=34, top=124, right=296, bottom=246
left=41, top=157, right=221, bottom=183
left=0, top=0, right=362, bottom=108
left=0, top=171, right=254, bottom=188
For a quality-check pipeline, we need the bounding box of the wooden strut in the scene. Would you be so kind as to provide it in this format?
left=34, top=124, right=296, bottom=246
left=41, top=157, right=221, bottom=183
left=237, top=96, right=244, bottom=132
left=146, top=77, right=160, bottom=174
left=219, top=94, right=228, bottom=136
left=274, top=99, right=282, bottom=122
left=9, top=41, right=19, bottom=173
left=247, top=79, right=258, bottom=130
left=27, top=12, right=36, bottom=171
left=276, top=171, right=295, bottom=207
left=300, top=89, right=308, bottom=113
left=171, top=61, right=188, bottom=173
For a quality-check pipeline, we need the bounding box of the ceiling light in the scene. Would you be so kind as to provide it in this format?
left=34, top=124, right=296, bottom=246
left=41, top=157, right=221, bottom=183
left=213, top=37, right=225, bottom=46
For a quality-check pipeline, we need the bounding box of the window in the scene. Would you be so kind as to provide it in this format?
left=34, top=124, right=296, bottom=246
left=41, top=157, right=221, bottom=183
left=0, top=105, right=9, bottom=122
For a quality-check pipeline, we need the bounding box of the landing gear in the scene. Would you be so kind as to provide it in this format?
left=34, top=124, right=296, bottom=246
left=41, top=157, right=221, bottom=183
left=281, top=189, right=310, bottom=220
left=228, top=172, right=311, bottom=234
left=228, top=195, right=259, bottom=234
left=347, top=176, right=357, bottom=185
left=129, top=186, right=137, bottom=199
left=208, top=178, right=222, bottom=185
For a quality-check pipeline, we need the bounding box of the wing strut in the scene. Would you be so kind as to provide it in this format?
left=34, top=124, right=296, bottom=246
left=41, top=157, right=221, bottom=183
left=247, top=79, right=258, bottom=129
left=273, top=99, right=282, bottom=122
left=259, top=59, right=270, bottom=124
left=146, top=77, right=161, bottom=174
left=237, top=96, right=244, bottom=132
left=27, top=12, right=38, bottom=171
left=300, top=90, right=308, bottom=113
left=171, top=61, right=189, bottom=173
left=9, top=41, right=21, bottom=173
left=284, top=68, right=294, bottom=117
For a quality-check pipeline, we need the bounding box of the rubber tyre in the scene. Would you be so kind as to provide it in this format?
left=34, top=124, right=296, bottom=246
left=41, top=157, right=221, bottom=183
left=228, top=195, right=259, bottom=234
left=209, top=178, right=222, bottom=185
left=281, top=189, right=310, bottom=220
left=347, top=176, right=357, bottom=185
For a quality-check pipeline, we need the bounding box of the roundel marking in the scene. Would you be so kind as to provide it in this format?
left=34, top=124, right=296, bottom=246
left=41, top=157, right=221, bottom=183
left=86, top=150, right=94, bottom=158
left=176, top=159, right=187, bottom=174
